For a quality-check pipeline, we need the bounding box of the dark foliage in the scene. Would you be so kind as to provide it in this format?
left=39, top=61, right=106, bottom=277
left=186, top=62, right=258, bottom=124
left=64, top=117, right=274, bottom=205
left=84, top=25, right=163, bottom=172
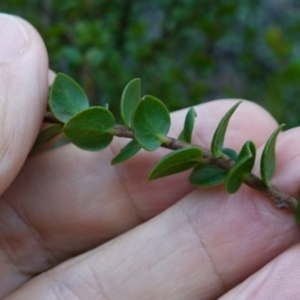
left=3, top=0, right=300, bottom=127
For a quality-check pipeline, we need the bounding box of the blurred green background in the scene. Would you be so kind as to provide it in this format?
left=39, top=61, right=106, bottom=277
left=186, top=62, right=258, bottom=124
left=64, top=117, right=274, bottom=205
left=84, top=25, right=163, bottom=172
left=2, top=0, right=300, bottom=128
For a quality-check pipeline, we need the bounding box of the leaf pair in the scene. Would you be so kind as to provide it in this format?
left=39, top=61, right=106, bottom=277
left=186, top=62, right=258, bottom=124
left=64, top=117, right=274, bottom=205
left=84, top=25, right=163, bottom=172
left=225, top=141, right=256, bottom=193
left=113, top=93, right=171, bottom=163
left=113, top=79, right=165, bottom=164
left=209, top=101, right=284, bottom=192
left=186, top=101, right=246, bottom=189
left=33, top=74, right=116, bottom=153
left=148, top=146, right=237, bottom=188
left=113, top=78, right=172, bottom=164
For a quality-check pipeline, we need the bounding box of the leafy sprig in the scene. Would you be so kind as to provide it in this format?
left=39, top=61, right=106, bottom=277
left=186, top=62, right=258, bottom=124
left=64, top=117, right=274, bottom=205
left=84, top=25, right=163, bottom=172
left=34, top=73, right=300, bottom=222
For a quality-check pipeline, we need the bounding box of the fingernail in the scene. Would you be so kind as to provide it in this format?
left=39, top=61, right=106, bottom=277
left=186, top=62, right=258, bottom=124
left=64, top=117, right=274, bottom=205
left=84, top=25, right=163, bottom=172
left=0, top=13, right=28, bottom=62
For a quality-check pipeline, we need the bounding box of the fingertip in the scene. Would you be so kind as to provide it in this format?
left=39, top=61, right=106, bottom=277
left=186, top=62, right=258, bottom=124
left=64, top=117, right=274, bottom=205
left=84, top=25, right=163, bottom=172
left=0, top=13, right=49, bottom=192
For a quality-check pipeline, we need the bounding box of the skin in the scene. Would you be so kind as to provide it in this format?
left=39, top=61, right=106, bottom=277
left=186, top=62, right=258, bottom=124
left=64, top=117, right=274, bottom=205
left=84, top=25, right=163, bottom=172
left=1, top=13, right=300, bottom=300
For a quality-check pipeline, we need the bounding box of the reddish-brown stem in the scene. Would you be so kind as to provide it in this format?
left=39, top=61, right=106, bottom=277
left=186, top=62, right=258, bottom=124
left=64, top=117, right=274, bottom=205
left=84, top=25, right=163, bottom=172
left=46, top=118, right=298, bottom=213
left=112, top=124, right=298, bottom=212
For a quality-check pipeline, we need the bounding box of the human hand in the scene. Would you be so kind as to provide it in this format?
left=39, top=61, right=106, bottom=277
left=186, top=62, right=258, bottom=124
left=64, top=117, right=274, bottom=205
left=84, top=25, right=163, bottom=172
left=1, top=13, right=300, bottom=299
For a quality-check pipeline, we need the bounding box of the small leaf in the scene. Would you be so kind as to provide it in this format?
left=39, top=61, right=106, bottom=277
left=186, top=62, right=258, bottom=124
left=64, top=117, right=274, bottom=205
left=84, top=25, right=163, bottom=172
left=178, top=107, right=197, bottom=143
left=111, top=140, right=141, bottom=165
left=222, top=148, right=238, bottom=161
left=64, top=107, right=115, bottom=151
left=211, top=101, right=242, bottom=158
left=132, top=95, right=170, bottom=151
left=260, top=124, right=285, bottom=187
left=49, top=73, right=89, bottom=122
left=189, top=164, right=227, bottom=187
left=149, top=147, right=202, bottom=180
left=225, top=140, right=256, bottom=193
left=120, top=78, right=141, bottom=128
left=30, top=124, right=64, bottom=154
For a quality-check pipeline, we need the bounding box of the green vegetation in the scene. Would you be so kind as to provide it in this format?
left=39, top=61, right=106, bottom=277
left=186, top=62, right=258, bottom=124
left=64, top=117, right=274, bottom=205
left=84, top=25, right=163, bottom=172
left=3, top=0, right=300, bottom=127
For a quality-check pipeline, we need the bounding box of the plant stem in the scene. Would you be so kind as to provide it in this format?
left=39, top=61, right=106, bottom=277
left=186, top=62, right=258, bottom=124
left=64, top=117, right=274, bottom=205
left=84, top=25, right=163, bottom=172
left=112, top=124, right=298, bottom=212
left=44, top=117, right=298, bottom=213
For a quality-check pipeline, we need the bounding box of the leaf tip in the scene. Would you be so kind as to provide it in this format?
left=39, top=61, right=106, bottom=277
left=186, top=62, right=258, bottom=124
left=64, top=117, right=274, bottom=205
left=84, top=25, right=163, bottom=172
left=260, top=123, right=285, bottom=187
left=211, top=101, right=242, bottom=158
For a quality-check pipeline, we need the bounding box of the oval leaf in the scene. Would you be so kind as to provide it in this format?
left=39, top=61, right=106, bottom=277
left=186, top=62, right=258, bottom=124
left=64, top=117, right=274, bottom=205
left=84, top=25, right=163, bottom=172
left=178, top=107, right=197, bottom=143
left=132, top=95, right=171, bottom=151
left=30, top=123, right=64, bottom=154
left=49, top=73, right=89, bottom=123
left=64, top=107, right=115, bottom=151
left=225, top=140, right=256, bottom=194
left=111, top=140, right=141, bottom=165
left=120, top=78, right=141, bottom=128
left=260, top=124, right=285, bottom=187
left=149, top=147, right=202, bottom=180
left=211, top=101, right=242, bottom=158
left=189, top=164, right=227, bottom=187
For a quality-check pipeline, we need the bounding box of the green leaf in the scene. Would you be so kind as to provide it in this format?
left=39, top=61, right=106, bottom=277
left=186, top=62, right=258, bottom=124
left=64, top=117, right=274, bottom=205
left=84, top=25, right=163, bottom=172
left=49, top=73, right=89, bottom=123
left=30, top=124, right=64, bottom=154
left=111, top=140, right=141, bottom=165
left=149, top=146, right=202, bottom=180
left=225, top=140, right=256, bottom=193
left=120, top=78, right=141, bottom=128
left=132, top=95, right=170, bottom=151
left=260, top=124, right=285, bottom=187
left=178, top=107, right=197, bottom=143
left=211, top=101, right=242, bottom=158
left=64, top=107, right=115, bottom=151
left=222, top=148, right=238, bottom=161
left=189, top=164, right=227, bottom=187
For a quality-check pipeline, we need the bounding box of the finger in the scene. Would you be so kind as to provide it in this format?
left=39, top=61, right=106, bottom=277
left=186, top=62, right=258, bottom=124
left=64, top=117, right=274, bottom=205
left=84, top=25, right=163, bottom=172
left=0, top=13, right=48, bottom=296
left=4, top=173, right=300, bottom=299
left=219, top=243, right=300, bottom=299
left=0, top=13, right=48, bottom=192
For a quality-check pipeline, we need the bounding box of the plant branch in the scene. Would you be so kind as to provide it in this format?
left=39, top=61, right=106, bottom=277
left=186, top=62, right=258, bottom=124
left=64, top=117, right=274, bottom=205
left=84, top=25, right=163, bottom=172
left=113, top=124, right=298, bottom=212
left=44, top=115, right=298, bottom=213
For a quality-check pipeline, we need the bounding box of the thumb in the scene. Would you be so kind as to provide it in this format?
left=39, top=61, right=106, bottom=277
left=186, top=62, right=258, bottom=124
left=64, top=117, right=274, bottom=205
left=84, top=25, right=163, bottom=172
left=0, top=13, right=48, bottom=192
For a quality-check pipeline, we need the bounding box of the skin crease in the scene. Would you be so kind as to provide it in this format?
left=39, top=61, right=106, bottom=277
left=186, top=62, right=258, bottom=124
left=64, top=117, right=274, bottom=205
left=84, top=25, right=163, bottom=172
left=1, top=13, right=300, bottom=300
